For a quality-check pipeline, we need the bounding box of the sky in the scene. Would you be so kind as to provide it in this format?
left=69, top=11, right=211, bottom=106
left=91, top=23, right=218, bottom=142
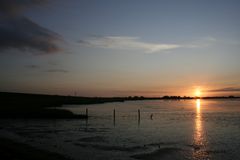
left=0, top=0, right=240, bottom=97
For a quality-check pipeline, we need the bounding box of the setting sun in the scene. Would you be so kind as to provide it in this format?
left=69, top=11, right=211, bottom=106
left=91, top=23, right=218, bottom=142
left=195, top=88, right=201, bottom=97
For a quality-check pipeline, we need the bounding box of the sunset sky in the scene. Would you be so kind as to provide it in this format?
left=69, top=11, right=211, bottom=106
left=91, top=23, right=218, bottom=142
left=0, top=0, right=240, bottom=97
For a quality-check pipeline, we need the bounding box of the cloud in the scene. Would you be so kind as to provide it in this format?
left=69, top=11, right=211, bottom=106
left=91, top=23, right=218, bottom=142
left=45, top=69, right=69, bottom=73
left=207, top=87, right=240, bottom=92
left=25, top=64, right=68, bottom=73
left=25, top=64, right=40, bottom=69
left=0, top=16, right=61, bottom=53
left=79, top=36, right=181, bottom=53
left=0, top=0, right=61, bottom=54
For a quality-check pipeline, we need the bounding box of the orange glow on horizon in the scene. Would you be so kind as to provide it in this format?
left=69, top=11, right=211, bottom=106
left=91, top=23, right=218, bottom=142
left=195, top=88, right=202, bottom=97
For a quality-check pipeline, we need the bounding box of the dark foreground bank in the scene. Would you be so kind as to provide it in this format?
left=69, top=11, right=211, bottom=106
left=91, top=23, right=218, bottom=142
left=0, top=137, right=71, bottom=160
left=0, top=108, right=87, bottom=119
left=0, top=92, right=140, bottom=119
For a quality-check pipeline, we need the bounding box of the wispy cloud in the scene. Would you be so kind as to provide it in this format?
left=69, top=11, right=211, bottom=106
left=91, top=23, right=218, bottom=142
left=187, top=36, right=217, bottom=48
left=25, top=63, right=68, bottom=73
left=25, top=64, right=40, bottom=69
left=45, top=69, right=69, bottom=73
left=207, top=87, right=240, bottom=92
left=79, top=36, right=182, bottom=53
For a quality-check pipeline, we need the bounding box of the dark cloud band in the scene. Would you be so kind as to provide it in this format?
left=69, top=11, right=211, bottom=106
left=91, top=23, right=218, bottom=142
left=45, top=69, right=69, bottom=73
left=0, top=0, right=61, bottom=54
left=207, top=87, right=240, bottom=92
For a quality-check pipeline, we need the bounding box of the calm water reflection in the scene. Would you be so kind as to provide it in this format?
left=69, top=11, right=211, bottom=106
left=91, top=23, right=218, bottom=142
left=194, top=99, right=203, bottom=146
left=193, top=99, right=208, bottom=159
left=1, top=99, right=240, bottom=160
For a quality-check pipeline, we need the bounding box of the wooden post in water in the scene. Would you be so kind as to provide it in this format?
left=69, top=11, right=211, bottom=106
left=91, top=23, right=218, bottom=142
left=138, top=109, right=140, bottom=125
left=85, top=108, right=88, bottom=131
left=113, top=109, right=116, bottom=126
left=138, top=109, right=140, bottom=119
left=86, top=108, right=88, bottom=118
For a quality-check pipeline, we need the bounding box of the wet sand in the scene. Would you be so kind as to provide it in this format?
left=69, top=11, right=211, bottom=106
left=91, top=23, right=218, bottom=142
left=131, top=147, right=186, bottom=160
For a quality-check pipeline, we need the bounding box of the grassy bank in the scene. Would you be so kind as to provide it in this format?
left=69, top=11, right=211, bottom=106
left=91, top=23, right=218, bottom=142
left=0, top=92, right=91, bottom=119
left=0, top=108, right=87, bottom=119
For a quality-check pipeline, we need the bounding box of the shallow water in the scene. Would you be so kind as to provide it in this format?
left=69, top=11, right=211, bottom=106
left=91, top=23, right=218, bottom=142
left=1, top=99, right=240, bottom=160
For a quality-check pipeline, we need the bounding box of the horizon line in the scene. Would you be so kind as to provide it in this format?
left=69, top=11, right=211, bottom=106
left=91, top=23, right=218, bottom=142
left=1, top=91, right=239, bottom=99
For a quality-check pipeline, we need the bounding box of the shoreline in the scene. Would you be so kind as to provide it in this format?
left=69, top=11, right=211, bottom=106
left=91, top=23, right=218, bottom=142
left=1, top=91, right=239, bottom=119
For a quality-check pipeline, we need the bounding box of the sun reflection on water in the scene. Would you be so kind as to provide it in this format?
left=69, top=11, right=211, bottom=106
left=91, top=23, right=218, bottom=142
left=195, top=99, right=202, bottom=145
left=193, top=99, right=209, bottom=159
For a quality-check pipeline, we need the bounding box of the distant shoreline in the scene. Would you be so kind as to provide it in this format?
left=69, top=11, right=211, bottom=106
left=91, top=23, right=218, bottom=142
left=1, top=92, right=239, bottom=107
left=0, top=91, right=239, bottom=119
left=1, top=91, right=239, bottom=107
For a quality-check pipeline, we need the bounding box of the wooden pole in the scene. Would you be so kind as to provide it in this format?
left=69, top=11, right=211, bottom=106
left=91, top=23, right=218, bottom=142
left=113, top=109, right=116, bottom=126
left=86, top=108, right=88, bottom=117
left=85, top=108, right=88, bottom=131
left=138, top=109, right=140, bottom=119
left=138, top=109, right=140, bottom=125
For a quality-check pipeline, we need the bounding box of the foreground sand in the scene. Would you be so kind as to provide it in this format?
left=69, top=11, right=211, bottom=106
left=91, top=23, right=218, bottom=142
left=0, top=137, right=71, bottom=160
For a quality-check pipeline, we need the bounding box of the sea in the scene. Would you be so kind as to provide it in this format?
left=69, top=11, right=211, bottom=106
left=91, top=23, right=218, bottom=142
left=1, top=99, right=240, bottom=160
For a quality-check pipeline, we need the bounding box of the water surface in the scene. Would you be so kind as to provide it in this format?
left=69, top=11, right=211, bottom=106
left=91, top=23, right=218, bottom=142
left=1, top=99, right=240, bottom=160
